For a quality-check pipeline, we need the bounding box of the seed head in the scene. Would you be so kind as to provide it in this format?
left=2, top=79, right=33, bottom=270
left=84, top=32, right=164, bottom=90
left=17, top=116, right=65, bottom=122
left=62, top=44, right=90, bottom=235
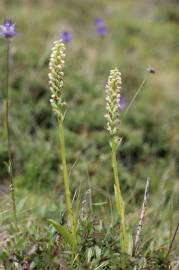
left=48, top=40, right=66, bottom=121
left=146, top=65, right=156, bottom=74
left=105, top=68, right=122, bottom=141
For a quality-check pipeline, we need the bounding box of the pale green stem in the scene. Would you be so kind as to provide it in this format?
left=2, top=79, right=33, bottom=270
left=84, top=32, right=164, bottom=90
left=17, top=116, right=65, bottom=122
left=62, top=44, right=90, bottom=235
left=111, top=137, right=127, bottom=252
left=58, top=119, right=76, bottom=247
left=5, top=39, right=17, bottom=221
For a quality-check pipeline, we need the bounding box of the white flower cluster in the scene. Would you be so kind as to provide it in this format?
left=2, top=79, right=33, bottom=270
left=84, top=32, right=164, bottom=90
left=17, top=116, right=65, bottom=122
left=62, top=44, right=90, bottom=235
left=49, top=40, right=66, bottom=121
left=105, top=68, right=121, bottom=141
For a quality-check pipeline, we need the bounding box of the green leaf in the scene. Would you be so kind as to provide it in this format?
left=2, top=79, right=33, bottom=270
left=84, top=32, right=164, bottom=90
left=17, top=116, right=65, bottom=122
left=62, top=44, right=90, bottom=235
left=0, top=251, right=8, bottom=261
left=127, top=232, right=133, bottom=256
left=48, top=219, right=77, bottom=250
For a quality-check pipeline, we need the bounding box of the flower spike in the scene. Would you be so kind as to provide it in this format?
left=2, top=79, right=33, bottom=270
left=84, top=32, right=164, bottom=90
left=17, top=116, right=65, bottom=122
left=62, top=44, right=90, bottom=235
left=105, top=67, right=122, bottom=142
left=48, top=40, right=66, bottom=121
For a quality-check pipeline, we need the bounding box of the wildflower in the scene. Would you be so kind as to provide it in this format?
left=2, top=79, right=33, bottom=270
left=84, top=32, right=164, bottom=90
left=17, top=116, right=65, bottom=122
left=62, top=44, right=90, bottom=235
left=105, top=68, right=128, bottom=252
left=61, top=31, right=72, bottom=43
left=96, top=18, right=105, bottom=27
left=96, top=18, right=107, bottom=37
left=0, top=19, right=16, bottom=39
left=105, top=68, right=121, bottom=141
left=48, top=40, right=66, bottom=121
left=119, top=96, right=126, bottom=110
left=48, top=40, right=77, bottom=249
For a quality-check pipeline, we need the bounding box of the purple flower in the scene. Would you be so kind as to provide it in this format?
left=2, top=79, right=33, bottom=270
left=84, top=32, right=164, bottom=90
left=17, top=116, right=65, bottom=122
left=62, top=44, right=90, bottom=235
left=0, top=19, right=16, bottom=39
left=118, top=96, right=126, bottom=110
left=61, top=31, right=72, bottom=43
left=96, top=18, right=107, bottom=37
left=96, top=18, right=105, bottom=27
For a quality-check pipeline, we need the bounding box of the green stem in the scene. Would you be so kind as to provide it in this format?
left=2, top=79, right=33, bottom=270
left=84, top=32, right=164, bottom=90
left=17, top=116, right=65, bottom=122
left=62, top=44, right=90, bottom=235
left=111, top=138, right=127, bottom=252
left=5, top=39, right=17, bottom=221
left=58, top=119, right=76, bottom=247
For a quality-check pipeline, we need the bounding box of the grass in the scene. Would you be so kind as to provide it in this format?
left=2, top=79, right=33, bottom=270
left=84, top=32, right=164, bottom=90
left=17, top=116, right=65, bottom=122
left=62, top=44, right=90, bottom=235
left=0, top=0, right=179, bottom=268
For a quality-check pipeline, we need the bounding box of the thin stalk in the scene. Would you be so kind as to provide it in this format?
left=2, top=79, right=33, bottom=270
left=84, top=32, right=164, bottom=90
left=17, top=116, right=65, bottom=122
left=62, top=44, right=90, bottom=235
left=111, top=138, right=127, bottom=252
left=166, top=221, right=179, bottom=258
left=58, top=119, right=76, bottom=247
left=122, top=75, right=149, bottom=121
left=5, top=39, right=17, bottom=221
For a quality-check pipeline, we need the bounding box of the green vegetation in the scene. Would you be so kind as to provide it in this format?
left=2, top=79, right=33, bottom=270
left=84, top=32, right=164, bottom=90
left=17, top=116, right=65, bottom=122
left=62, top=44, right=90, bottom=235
left=0, top=0, right=179, bottom=269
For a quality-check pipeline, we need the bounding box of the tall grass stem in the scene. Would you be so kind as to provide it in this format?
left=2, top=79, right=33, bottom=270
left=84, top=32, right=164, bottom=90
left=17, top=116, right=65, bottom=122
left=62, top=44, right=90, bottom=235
left=5, top=39, right=17, bottom=221
left=133, top=178, right=150, bottom=256
left=122, top=75, right=149, bottom=120
left=166, top=221, right=179, bottom=258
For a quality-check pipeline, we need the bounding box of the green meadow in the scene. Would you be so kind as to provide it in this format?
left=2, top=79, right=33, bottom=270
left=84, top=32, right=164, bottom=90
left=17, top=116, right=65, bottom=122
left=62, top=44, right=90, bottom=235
left=0, top=0, right=179, bottom=269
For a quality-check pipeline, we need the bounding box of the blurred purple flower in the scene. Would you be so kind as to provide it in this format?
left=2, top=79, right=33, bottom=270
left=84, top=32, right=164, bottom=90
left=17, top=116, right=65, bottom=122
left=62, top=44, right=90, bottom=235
left=96, top=18, right=107, bottom=37
left=118, top=96, right=126, bottom=110
left=0, top=19, right=16, bottom=39
left=96, top=18, right=105, bottom=27
left=61, top=31, right=72, bottom=43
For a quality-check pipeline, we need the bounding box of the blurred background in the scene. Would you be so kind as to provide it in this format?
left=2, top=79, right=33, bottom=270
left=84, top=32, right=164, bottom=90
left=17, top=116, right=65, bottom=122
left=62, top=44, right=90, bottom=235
left=0, top=0, right=179, bottom=246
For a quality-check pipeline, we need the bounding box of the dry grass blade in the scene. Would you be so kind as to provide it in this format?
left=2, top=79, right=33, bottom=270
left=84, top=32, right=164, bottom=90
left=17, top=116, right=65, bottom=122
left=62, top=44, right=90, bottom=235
left=133, top=178, right=150, bottom=257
